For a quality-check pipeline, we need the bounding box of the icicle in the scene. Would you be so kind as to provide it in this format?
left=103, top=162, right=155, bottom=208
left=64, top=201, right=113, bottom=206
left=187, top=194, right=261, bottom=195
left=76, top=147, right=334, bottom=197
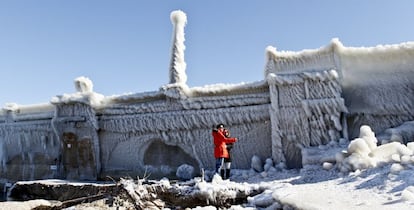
left=331, top=115, right=342, bottom=130
left=0, top=140, right=6, bottom=173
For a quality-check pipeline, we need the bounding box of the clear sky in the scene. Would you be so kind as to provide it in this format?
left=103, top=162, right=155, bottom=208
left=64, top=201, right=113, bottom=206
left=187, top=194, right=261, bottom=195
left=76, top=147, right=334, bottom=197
left=1, top=0, right=414, bottom=106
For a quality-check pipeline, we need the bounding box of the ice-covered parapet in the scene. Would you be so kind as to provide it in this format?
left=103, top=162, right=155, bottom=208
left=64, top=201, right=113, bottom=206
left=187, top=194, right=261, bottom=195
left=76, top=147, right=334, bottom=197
left=51, top=76, right=104, bottom=107
left=189, top=80, right=268, bottom=97
left=265, top=38, right=343, bottom=76
left=1, top=102, right=54, bottom=122
left=168, top=10, right=187, bottom=85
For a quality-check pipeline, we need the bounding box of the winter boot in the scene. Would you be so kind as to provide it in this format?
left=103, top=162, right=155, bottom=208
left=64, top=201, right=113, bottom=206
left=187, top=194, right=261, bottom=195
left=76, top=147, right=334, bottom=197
left=225, top=169, right=231, bottom=180
left=220, top=169, right=225, bottom=179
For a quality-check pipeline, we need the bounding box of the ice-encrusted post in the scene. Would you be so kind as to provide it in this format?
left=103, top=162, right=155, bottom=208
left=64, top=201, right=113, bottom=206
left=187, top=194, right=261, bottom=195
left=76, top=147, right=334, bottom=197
left=50, top=77, right=103, bottom=180
left=266, top=73, right=285, bottom=164
left=168, top=10, right=187, bottom=85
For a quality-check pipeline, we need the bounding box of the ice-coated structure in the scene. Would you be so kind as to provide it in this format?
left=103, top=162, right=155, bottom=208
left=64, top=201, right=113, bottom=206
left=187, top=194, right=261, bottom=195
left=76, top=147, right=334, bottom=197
left=0, top=10, right=413, bottom=182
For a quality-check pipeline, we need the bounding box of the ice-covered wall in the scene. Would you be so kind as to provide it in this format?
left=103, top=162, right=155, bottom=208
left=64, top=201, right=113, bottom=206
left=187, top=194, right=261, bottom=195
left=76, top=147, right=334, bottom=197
left=98, top=83, right=272, bottom=178
left=267, top=69, right=347, bottom=168
left=0, top=104, right=59, bottom=181
left=0, top=77, right=106, bottom=182
left=0, top=78, right=273, bottom=181
left=265, top=39, right=414, bottom=138
left=339, top=43, right=414, bottom=137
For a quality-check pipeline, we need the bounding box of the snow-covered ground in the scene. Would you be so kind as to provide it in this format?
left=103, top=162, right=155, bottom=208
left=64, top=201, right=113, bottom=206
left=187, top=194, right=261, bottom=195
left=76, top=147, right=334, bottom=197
left=226, top=164, right=414, bottom=209
left=186, top=125, right=414, bottom=209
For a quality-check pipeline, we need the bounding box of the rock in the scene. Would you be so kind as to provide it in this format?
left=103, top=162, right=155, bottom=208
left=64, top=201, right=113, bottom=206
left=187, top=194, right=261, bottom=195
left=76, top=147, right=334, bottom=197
left=322, top=162, right=334, bottom=170
left=251, top=155, right=264, bottom=172
left=402, top=186, right=414, bottom=201
left=7, top=179, right=118, bottom=201
left=176, top=164, right=195, bottom=181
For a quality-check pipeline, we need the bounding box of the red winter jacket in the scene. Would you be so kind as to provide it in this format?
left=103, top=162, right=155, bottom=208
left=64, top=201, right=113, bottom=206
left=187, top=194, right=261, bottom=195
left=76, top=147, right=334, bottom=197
left=212, top=129, right=237, bottom=158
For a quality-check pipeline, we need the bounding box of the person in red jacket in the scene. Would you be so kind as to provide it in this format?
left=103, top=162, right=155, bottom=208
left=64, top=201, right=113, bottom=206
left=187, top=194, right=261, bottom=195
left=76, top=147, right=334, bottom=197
left=212, top=123, right=237, bottom=179
left=223, top=128, right=234, bottom=179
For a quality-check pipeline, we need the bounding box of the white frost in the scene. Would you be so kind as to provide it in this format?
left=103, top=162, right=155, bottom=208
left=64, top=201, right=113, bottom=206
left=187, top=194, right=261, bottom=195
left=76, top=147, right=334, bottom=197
left=176, top=164, right=195, bottom=181
left=51, top=76, right=104, bottom=107
left=169, top=10, right=187, bottom=85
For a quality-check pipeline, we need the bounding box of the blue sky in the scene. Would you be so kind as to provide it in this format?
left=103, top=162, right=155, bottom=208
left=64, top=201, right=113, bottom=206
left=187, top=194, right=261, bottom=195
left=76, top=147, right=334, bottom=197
left=1, top=0, right=414, bottom=106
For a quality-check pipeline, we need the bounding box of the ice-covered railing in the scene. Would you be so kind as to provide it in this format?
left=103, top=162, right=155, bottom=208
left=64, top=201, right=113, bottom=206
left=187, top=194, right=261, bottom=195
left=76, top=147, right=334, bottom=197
left=104, top=91, right=164, bottom=104
left=0, top=78, right=269, bottom=122
left=1, top=103, right=54, bottom=115
left=104, top=80, right=269, bottom=108
left=188, top=80, right=268, bottom=96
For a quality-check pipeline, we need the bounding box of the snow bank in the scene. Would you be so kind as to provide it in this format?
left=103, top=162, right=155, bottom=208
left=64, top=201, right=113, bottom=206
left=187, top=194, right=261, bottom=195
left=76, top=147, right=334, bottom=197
left=336, top=125, right=414, bottom=173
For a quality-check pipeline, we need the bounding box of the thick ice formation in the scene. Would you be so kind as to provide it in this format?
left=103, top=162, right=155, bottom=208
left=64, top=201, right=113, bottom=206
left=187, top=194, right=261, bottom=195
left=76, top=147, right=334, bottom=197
left=265, top=39, right=414, bottom=138
left=168, top=10, right=187, bottom=85
left=51, top=76, right=104, bottom=107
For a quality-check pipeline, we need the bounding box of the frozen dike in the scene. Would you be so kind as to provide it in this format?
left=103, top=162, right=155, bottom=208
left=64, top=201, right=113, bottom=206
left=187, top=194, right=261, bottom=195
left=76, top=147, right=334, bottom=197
left=0, top=9, right=413, bottom=190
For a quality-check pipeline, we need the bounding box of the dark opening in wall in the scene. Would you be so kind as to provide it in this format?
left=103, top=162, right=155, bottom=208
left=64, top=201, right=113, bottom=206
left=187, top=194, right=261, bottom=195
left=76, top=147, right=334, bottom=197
left=143, top=140, right=199, bottom=179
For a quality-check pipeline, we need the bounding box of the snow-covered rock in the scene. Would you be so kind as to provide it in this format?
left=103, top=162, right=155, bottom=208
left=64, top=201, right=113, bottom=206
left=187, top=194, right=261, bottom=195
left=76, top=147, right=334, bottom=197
left=402, top=186, right=414, bottom=202
left=251, top=155, right=263, bottom=172
left=176, top=164, right=195, bottom=180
